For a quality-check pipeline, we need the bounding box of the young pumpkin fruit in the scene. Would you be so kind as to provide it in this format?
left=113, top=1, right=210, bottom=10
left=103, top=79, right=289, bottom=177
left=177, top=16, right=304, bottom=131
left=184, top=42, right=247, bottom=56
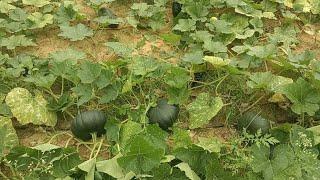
left=71, top=110, right=107, bottom=141
left=237, top=111, right=271, bottom=135
left=98, top=7, right=119, bottom=28
left=147, top=99, right=179, bottom=130
left=172, top=1, right=182, bottom=17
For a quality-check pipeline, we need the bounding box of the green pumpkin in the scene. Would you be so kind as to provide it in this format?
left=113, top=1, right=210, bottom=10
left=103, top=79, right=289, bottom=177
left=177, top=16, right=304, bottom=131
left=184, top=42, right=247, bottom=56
left=172, top=1, right=182, bottom=17
left=71, top=110, right=107, bottom=141
left=97, top=7, right=119, bottom=28
left=238, top=111, right=271, bottom=135
left=147, top=99, right=179, bottom=130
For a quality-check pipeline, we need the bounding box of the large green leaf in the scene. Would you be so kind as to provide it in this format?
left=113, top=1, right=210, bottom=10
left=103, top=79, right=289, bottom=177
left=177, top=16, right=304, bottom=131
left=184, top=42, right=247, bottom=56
left=59, top=23, right=93, bottom=41
left=251, top=144, right=301, bottom=180
left=27, top=12, right=53, bottom=29
left=50, top=48, right=86, bottom=62
left=5, top=88, right=57, bottom=126
left=77, top=61, right=102, bottom=84
left=173, top=19, right=196, bottom=32
left=0, top=1, right=16, bottom=13
left=175, top=162, right=201, bottom=180
left=307, top=125, right=320, bottom=145
left=117, top=134, right=164, bottom=174
left=164, top=66, right=190, bottom=89
left=281, top=78, right=320, bottom=116
left=24, top=73, right=57, bottom=89
left=128, top=56, right=159, bottom=76
left=105, top=42, right=133, bottom=57
left=78, top=158, right=96, bottom=180
left=187, top=93, right=223, bottom=129
left=247, top=72, right=293, bottom=92
left=96, top=154, right=125, bottom=178
left=0, top=116, right=19, bottom=157
left=0, top=35, right=36, bottom=50
left=119, top=120, right=142, bottom=148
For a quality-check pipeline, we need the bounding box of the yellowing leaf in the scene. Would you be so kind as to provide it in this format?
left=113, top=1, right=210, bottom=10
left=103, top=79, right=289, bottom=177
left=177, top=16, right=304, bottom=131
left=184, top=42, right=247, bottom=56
left=269, top=93, right=287, bottom=103
left=5, top=88, right=57, bottom=126
left=27, top=12, right=53, bottom=29
left=22, top=0, right=50, bottom=7
left=0, top=116, right=19, bottom=157
left=203, top=56, right=230, bottom=67
left=187, top=93, right=223, bottom=129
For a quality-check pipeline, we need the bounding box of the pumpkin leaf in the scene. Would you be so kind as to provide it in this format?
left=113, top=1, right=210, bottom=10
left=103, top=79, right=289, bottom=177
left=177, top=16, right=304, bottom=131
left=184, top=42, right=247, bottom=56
left=105, top=42, right=133, bottom=57
left=203, top=56, right=231, bottom=67
left=307, top=125, right=320, bottom=145
left=50, top=48, right=86, bottom=62
left=96, top=154, right=125, bottom=178
left=196, top=137, right=223, bottom=153
left=164, top=66, right=190, bottom=89
left=117, top=134, right=164, bottom=174
left=22, top=0, right=50, bottom=7
left=187, top=93, right=223, bottom=129
left=247, top=72, right=293, bottom=92
left=0, top=1, right=16, bottom=13
left=72, top=84, right=94, bottom=106
left=77, top=61, right=102, bottom=84
left=280, top=78, right=320, bottom=116
left=173, top=19, right=196, bottom=32
left=0, top=116, right=19, bottom=157
left=172, top=127, right=192, bottom=150
left=59, top=23, right=93, bottom=41
left=78, top=158, right=96, bottom=180
left=27, top=12, right=53, bottom=29
left=175, top=162, right=201, bottom=180
left=0, top=35, right=36, bottom=50
left=24, top=73, right=57, bottom=89
left=5, top=88, right=57, bottom=126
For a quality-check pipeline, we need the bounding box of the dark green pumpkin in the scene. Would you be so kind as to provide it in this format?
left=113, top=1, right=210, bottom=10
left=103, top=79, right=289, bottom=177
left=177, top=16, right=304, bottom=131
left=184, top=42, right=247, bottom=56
left=97, top=7, right=119, bottom=28
left=172, top=1, right=182, bottom=17
left=71, top=110, right=107, bottom=141
left=147, top=99, right=179, bottom=130
left=237, top=111, right=271, bottom=135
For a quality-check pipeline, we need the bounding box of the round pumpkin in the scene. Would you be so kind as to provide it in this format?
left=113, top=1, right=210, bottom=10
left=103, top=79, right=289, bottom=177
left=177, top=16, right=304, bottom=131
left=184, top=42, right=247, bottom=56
left=147, top=99, right=179, bottom=130
left=71, top=110, right=107, bottom=141
left=97, top=7, right=119, bottom=28
left=237, top=111, right=271, bottom=135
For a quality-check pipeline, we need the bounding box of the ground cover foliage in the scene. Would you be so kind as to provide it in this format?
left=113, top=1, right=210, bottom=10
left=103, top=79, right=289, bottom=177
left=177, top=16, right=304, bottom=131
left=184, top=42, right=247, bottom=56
left=1, top=0, right=320, bottom=179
